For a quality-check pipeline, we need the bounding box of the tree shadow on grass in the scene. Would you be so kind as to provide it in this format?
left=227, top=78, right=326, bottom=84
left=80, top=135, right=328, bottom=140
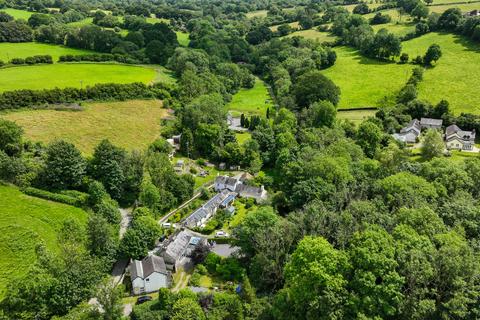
left=450, top=33, right=480, bottom=54
left=342, top=46, right=398, bottom=65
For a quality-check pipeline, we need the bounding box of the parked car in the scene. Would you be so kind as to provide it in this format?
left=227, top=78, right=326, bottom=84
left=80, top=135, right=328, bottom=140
left=215, top=231, right=229, bottom=237
left=136, top=296, right=153, bottom=305
left=162, top=222, right=171, bottom=228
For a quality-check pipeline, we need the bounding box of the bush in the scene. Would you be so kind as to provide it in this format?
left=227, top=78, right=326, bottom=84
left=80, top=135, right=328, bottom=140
left=189, top=272, right=201, bottom=286
left=22, top=187, right=83, bottom=207
left=0, top=82, right=172, bottom=111
left=197, top=264, right=208, bottom=275
left=399, top=53, right=409, bottom=64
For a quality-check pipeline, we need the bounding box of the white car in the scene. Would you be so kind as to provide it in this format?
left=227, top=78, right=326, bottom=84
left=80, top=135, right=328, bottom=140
left=162, top=223, right=171, bottom=228
left=215, top=231, right=229, bottom=237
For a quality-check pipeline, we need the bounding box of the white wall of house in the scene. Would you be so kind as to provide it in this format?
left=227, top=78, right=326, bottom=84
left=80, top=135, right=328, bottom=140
left=132, top=272, right=168, bottom=295
left=132, top=277, right=146, bottom=295
left=144, top=272, right=168, bottom=293
left=447, top=137, right=463, bottom=150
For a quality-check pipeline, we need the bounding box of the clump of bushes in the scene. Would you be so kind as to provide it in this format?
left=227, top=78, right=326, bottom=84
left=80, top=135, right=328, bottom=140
left=59, top=53, right=140, bottom=64
left=23, top=187, right=85, bottom=207
left=10, top=55, right=53, bottom=65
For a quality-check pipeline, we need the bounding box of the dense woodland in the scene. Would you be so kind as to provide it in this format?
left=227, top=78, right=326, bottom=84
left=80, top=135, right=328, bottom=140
left=1, top=0, right=480, bottom=319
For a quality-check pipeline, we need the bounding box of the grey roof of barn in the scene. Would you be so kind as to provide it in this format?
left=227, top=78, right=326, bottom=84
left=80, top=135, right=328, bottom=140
left=400, top=119, right=421, bottom=135
left=235, top=184, right=263, bottom=197
left=445, top=124, right=476, bottom=141
left=131, top=255, right=167, bottom=280
left=215, top=176, right=239, bottom=187
left=164, top=231, right=192, bottom=262
left=420, top=118, right=443, bottom=126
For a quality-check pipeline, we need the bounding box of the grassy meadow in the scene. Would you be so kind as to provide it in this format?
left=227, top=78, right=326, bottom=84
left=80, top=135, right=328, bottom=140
left=322, top=46, right=412, bottom=109
left=337, top=109, right=377, bottom=124
left=2, top=100, right=167, bottom=154
left=372, top=22, right=416, bottom=37
left=428, top=2, right=480, bottom=13
left=342, top=3, right=385, bottom=12
left=402, top=32, right=480, bottom=114
left=176, top=31, right=190, bottom=46
left=0, top=63, right=157, bottom=92
left=270, top=21, right=300, bottom=32
left=0, top=185, right=88, bottom=299
left=226, top=77, right=273, bottom=116
left=285, top=29, right=338, bottom=42
left=246, top=10, right=268, bottom=18
left=0, top=42, right=92, bottom=62
left=1, top=8, right=35, bottom=20
left=67, top=17, right=94, bottom=27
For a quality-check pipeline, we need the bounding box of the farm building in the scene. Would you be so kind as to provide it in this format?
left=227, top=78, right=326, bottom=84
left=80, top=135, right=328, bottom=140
left=214, top=175, right=268, bottom=201
left=445, top=125, right=476, bottom=150
left=393, top=119, right=421, bottom=144
left=161, top=230, right=206, bottom=268
left=130, top=255, right=169, bottom=295
left=420, top=118, right=443, bottom=130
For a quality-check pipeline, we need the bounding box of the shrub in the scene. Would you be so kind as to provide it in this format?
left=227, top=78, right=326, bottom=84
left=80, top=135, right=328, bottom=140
left=22, top=187, right=83, bottom=207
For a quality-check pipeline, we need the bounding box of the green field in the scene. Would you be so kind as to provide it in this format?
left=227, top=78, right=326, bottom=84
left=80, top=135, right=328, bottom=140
left=176, top=31, right=190, bottom=46
left=1, top=8, right=35, bottom=20
left=428, top=2, right=480, bottom=13
left=226, top=77, right=274, bottom=116
left=431, top=0, right=479, bottom=4
left=2, top=100, right=167, bottom=154
left=285, top=29, right=338, bottom=42
left=67, top=17, right=94, bottom=27
left=0, top=42, right=92, bottom=62
left=0, top=185, right=88, bottom=298
left=342, top=3, right=385, bottom=12
left=246, top=10, right=268, bottom=18
left=322, top=46, right=412, bottom=109
left=271, top=21, right=300, bottom=32
left=337, top=109, right=377, bottom=124
left=402, top=32, right=480, bottom=115
left=0, top=63, right=158, bottom=92
left=372, top=22, right=416, bottom=37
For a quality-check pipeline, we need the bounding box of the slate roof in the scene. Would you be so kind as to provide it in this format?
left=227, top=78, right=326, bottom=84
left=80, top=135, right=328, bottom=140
left=164, top=231, right=192, bottom=262
left=420, top=118, right=443, bottom=127
left=184, top=190, right=232, bottom=227
left=131, top=255, right=167, bottom=280
left=215, top=176, right=239, bottom=188
left=445, top=124, right=475, bottom=142
left=400, top=119, right=421, bottom=135
left=235, top=184, right=264, bottom=198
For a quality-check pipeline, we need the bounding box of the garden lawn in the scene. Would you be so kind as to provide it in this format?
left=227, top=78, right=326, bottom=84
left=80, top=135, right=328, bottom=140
left=226, top=78, right=273, bottom=116
left=0, top=42, right=93, bottom=62
left=236, top=132, right=252, bottom=145
left=402, top=32, right=480, bottom=114
left=0, top=185, right=88, bottom=299
left=176, top=31, right=190, bottom=46
left=0, top=63, right=156, bottom=92
left=322, top=46, right=413, bottom=109
left=1, top=8, right=35, bottom=20
left=2, top=100, right=167, bottom=154
left=285, top=29, right=337, bottom=42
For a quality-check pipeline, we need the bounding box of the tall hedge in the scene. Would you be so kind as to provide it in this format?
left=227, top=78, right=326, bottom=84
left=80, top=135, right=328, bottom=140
left=0, top=82, right=172, bottom=110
